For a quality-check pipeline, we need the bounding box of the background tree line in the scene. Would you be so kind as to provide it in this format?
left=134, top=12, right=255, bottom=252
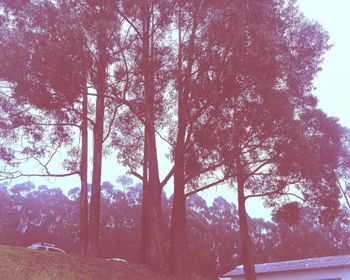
left=1, top=180, right=350, bottom=279
left=1, top=1, right=350, bottom=279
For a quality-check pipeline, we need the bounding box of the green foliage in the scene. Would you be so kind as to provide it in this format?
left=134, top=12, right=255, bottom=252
left=272, top=202, right=301, bottom=226
left=1, top=0, right=350, bottom=277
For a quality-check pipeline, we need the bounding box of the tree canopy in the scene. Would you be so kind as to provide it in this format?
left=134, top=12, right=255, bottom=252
left=1, top=0, right=349, bottom=279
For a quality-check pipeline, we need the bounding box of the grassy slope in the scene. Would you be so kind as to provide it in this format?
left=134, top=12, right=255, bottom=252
left=0, top=245, right=174, bottom=280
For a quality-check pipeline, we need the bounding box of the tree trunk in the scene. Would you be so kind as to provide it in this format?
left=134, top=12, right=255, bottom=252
left=170, top=21, right=188, bottom=275
left=79, top=83, right=89, bottom=256
left=237, top=174, right=257, bottom=280
left=170, top=5, right=197, bottom=277
left=140, top=179, right=149, bottom=262
left=141, top=182, right=164, bottom=268
left=140, top=8, right=165, bottom=269
left=88, top=34, right=107, bottom=257
left=170, top=157, right=187, bottom=278
left=140, top=132, right=164, bottom=269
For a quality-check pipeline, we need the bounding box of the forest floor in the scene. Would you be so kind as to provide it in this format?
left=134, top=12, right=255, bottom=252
left=0, top=245, right=208, bottom=280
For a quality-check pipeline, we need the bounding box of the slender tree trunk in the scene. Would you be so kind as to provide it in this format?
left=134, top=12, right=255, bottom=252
left=140, top=7, right=165, bottom=269
left=170, top=5, right=197, bottom=277
left=170, top=56, right=187, bottom=274
left=140, top=131, right=149, bottom=262
left=170, top=10, right=188, bottom=274
left=170, top=153, right=187, bottom=278
left=79, top=83, right=89, bottom=256
left=88, top=35, right=107, bottom=257
left=232, top=89, right=257, bottom=280
left=140, top=179, right=150, bottom=262
left=237, top=171, right=257, bottom=280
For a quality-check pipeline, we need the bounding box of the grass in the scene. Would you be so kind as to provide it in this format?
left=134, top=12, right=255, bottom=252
left=0, top=245, right=176, bottom=280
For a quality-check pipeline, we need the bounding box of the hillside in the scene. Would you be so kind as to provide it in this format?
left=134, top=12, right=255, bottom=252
left=0, top=245, right=176, bottom=280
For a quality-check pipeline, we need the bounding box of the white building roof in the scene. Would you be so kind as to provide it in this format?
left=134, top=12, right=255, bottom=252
left=223, top=255, right=350, bottom=277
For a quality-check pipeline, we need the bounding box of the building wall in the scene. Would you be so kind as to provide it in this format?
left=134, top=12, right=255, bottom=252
left=223, top=267, right=350, bottom=280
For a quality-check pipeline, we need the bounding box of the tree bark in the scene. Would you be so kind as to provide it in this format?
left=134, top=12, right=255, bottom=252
left=170, top=5, right=198, bottom=277
left=237, top=168, right=257, bottom=280
left=79, top=82, right=89, bottom=256
left=140, top=180, right=164, bottom=268
left=170, top=67, right=187, bottom=276
left=170, top=153, right=187, bottom=278
left=140, top=128, right=164, bottom=268
left=140, top=5, right=165, bottom=269
left=88, top=34, right=107, bottom=257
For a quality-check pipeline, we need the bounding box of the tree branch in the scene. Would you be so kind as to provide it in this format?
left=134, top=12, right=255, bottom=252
left=160, top=165, right=174, bottom=188
left=0, top=170, right=79, bottom=181
left=103, top=104, right=121, bottom=144
left=130, top=171, right=143, bottom=181
left=185, top=161, right=224, bottom=184
left=32, top=146, right=60, bottom=175
left=185, top=176, right=229, bottom=198
left=116, top=7, right=143, bottom=40
left=337, top=178, right=350, bottom=209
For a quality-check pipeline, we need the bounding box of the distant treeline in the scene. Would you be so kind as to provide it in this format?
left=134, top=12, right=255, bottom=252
left=0, top=180, right=349, bottom=278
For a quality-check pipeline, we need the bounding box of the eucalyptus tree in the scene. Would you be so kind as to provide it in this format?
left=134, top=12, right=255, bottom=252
left=113, top=1, right=227, bottom=273
left=75, top=0, right=125, bottom=257
left=111, top=0, right=175, bottom=269
left=192, top=0, right=343, bottom=279
left=169, top=0, right=232, bottom=277
left=0, top=1, right=92, bottom=254
left=0, top=0, right=124, bottom=256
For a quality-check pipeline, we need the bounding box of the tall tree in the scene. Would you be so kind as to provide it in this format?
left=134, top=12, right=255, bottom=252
left=170, top=1, right=232, bottom=276
left=0, top=0, right=123, bottom=256
left=198, top=1, right=338, bottom=279
left=170, top=1, right=202, bottom=276
left=114, top=0, right=174, bottom=269
left=0, top=1, right=92, bottom=255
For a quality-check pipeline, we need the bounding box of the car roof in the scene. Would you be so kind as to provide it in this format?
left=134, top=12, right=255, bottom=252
left=31, top=242, right=56, bottom=247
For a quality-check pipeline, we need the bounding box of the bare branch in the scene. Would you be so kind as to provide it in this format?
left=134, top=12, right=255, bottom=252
left=280, top=192, right=306, bottom=202
left=185, top=161, right=224, bottom=184
left=116, top=7, right=143, bottom=40
left=244, top=180, right=303, bottom=201
left=0, top=170, right=79, bottom=182
left=32, top=146, right=59, bottom=174
left=245, top=157, right=276, bottom=178
left=160, top=165, right=174, bottom=188
left=185, top=176, right=229, bottom=198
left=337, top=178, right=350, bottom=209
left=130, top=171, right=143, bottom=181
left=103, top=104, right=121, bottom=144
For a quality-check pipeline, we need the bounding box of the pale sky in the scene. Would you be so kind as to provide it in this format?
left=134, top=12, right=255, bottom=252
left=4, top=1, right=350, bottom=219
left=297, top=0, right=350, bottom=128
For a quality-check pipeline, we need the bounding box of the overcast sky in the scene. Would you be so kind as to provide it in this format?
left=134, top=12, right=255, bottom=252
left=4, top=1, right=350, bottom=219
left=297, top=0, right=350, bottom=128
